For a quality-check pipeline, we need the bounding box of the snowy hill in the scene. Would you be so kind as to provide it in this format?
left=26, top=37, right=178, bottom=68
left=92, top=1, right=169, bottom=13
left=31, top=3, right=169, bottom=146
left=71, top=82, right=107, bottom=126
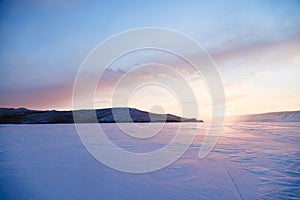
left=233, top=110, right=300, bottom=122
left=0, top=107, right=202, bottom=124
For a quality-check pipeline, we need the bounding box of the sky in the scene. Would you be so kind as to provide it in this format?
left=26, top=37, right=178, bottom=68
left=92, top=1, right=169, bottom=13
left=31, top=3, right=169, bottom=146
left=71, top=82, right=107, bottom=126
left=0, top=0, right=300, bottom=118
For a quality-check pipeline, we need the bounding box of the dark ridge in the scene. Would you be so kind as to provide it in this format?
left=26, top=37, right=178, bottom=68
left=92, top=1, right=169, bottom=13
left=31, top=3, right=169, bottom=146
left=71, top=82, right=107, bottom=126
left=0, top=107, right=203, bottom=124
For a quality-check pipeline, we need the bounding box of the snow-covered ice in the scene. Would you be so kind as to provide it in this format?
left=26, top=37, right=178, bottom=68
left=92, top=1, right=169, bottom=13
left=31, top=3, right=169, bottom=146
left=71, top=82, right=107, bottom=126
left=0, top=122, right=299, bottom=199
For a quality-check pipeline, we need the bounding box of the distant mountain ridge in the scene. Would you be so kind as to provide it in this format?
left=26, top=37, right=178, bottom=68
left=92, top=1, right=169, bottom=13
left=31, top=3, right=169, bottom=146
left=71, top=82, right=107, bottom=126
left=0, top=107, right=202, bottom=124
left=233, top=110, right=300, bottom=122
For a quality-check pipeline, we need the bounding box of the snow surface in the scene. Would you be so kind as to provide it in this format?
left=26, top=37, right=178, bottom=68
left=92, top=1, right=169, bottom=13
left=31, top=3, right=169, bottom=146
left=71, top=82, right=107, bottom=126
left=0, top=122, right=299, bottom=199
left=232, top=110, right=300, bottom=122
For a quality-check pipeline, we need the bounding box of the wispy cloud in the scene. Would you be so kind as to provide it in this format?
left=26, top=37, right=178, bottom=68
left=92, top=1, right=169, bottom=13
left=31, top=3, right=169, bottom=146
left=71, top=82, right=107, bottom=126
left=1, top=1, right=300, bottom=116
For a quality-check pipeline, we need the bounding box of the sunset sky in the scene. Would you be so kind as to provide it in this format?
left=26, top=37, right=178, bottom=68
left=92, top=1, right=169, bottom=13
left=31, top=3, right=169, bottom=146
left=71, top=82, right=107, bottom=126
left=0, top=0, right=300, bottom=118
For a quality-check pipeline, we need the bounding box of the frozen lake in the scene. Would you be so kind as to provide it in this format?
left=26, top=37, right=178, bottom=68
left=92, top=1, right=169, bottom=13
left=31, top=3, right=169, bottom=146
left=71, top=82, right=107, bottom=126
left=1, top=122, right=299, bottom=199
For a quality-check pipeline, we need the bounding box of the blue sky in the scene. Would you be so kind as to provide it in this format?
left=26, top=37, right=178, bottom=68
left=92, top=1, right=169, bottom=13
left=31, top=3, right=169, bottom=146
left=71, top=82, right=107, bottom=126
left=1, top=0, right=300, bottom=117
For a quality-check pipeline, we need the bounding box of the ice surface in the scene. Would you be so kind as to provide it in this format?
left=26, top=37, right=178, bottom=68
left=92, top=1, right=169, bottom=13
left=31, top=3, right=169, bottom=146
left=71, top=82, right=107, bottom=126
left=0, top=122, right=299, bottom=199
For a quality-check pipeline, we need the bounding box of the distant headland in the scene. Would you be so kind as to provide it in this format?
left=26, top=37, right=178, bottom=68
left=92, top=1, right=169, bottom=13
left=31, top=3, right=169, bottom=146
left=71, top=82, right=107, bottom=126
left=0, top=107, right=203, bottom=124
